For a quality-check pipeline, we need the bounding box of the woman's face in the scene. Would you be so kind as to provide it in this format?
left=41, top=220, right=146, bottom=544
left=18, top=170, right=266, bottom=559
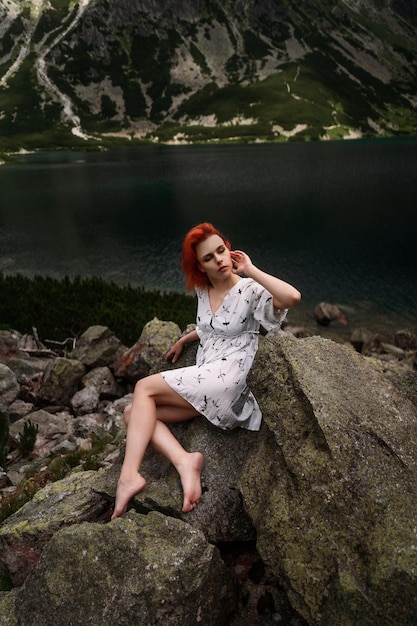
left=196, top=234, right=232, bottom=280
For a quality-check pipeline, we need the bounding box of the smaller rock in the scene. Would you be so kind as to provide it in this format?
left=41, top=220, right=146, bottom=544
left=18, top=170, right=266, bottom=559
left=0, top=330, right=22, bottom=363
left=379, top=342, right=406, bottom=359
left=0, top=470, right=11, bottom=489
left=70, top=386, right=100, bottom=415
left=71, top=326, right=126, bottom=368
left=314, top=302, right=347, bottom=326
left=0, top=484, right=17, bottom=497
left=395, top=329, right=417, bottom=351
left=81, top=366, right=118, bottom=397
left=72, top=413, right=110, bottom=440
left=285, top=325, right=313, bottom=339
left=37, top=358, right=85, bottom=404
left=110, top=394, right=132, bottom=413
left=350, top=327, right=376, bottom=353
left=50, top=439, right=78, bottom=455
left=6, top=399, right=34, bottom=423
left=0, top=365, right=20, bottom=411
left=5, top=470, right=25, bottom=487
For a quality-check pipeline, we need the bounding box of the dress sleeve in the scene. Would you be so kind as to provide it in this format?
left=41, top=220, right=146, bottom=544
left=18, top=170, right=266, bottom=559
left=252, top=282, right=287, bottom=331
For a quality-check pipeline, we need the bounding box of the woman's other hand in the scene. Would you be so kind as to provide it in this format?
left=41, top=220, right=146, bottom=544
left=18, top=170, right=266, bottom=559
left=165, top=339, right=184, bottom=363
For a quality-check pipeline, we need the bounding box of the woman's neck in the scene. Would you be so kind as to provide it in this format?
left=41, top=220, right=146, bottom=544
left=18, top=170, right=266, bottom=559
left=209, top=274, right=241, bottom=294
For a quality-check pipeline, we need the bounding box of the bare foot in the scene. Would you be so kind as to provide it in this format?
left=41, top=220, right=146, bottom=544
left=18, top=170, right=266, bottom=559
left=177, top=452, right=204, bottom=513
left=111, top=473, right=146, bottom=520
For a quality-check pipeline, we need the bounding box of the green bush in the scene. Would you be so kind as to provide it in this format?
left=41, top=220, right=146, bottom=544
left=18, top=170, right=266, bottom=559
left=17, top=420, right=39, bottom=456
left=0, top=273, right=196, bottom=346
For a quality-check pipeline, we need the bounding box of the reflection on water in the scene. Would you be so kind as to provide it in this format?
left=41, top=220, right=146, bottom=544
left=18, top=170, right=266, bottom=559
left=0, top=140, right=416, bottom=333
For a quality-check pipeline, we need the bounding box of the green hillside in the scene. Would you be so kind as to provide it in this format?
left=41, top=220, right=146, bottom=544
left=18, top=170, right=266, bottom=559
left=0, top=0, right=416, bottom=159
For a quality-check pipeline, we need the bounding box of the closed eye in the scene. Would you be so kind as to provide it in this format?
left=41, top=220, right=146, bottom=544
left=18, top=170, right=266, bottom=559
left=202, top=245, right=226, bottom=262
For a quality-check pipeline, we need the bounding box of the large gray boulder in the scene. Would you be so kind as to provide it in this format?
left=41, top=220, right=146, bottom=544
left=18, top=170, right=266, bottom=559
left=114, top=318, right=182, bottom=381
left=0, top=421, right=257, bottom=588
left=243, top=331, right=417, bottom=626
left=15, top=511, right=237, bottom=626
left=37, top=357, right=86, bottom=404
left=9, top=409, right=69, bottom=446
left=0, top=470, right=109, bottom=586
left=5, top=356, right=51, bottom=387
left=100, top=419, right=257, bottom=543
left=71, top=325, right=126, bottom=368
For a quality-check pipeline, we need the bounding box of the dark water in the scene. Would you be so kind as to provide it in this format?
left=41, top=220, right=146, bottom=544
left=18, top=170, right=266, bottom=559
left=0, top=139, right=416, bottom=335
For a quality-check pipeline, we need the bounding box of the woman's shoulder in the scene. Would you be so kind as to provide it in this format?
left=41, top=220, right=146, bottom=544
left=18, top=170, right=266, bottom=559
left=238, top=277, right=262, bottom=293
left=195, top=286, right=209, bottom=298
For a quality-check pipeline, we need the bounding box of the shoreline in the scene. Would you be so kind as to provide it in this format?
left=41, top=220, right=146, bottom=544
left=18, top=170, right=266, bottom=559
left=2, top=134, right=417, bottom=166
left=283, top=298, right=417, bottom=345
left=1, top=270, right=415, bottom=341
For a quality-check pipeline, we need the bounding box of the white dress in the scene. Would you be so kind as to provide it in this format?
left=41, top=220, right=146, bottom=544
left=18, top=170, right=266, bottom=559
left=161, top=277, right=287, bottom=431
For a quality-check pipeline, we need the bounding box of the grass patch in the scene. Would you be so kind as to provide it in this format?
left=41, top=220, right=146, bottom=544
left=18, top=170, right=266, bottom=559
left=0, top=481, right=39, bottom=526
left=173, top=64, right=339, bottom=138
left=0, top=435, right=115, bottom=526
left=46, top=435, right=115, bottom=481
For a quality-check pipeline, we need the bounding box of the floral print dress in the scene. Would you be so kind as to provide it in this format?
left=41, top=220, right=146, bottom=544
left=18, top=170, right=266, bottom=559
left=162, top=277, right=287, bottom=431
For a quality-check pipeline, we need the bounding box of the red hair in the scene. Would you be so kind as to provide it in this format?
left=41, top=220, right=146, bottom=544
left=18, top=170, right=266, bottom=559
left=182, top=222, right=231, bottom=290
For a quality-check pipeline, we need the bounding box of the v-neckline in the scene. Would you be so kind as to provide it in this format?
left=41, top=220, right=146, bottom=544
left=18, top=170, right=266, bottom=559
left=208, top=277, right=242, bottom=315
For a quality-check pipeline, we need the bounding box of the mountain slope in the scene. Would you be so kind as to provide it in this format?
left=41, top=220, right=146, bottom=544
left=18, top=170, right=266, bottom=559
left=0, top=0, right=416, bottom=154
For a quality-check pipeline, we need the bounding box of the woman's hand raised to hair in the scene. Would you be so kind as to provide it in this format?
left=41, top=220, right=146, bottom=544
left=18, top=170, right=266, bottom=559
left=230, top=250, right=254, bottom=276
left=231, top=250, right=301, bottom=309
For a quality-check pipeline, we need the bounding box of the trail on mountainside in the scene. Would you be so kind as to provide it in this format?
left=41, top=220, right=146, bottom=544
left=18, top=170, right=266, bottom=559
left=35, top=0, right=96, bottom=139
left=0, top=0, right=95, bottom=139
left=0, top=0, right=45, bottom=88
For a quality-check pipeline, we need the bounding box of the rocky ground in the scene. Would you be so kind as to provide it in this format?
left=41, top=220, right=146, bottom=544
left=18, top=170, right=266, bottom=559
left=1, top=302, right=416, bottom=521
left=0, top=304, right=416, bottom=624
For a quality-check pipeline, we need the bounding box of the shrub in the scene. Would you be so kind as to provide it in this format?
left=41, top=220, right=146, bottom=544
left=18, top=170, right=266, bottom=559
left=0, top=273, right=196, bottom=346
left=17, top=420, right=39, bottom=456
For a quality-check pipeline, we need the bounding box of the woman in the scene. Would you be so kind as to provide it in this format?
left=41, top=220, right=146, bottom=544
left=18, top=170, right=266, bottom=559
left=111, top=223, right=300, bottom=519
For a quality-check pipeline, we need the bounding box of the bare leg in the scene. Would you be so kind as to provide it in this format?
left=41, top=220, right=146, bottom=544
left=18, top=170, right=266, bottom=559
left=122, top=402, right=203, bottom=512
left=123, top=403, right=198, bottom=427
left=152, top=420, right=204, bottom=512
left=122, top=402, right=203, bottom=511
left=111, top=381, right=155, bottom=519
left=111, top=375, right=201, bottom=519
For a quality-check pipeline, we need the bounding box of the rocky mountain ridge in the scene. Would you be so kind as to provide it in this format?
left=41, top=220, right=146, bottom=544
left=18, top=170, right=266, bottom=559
left=0, top=0, right=417, bottom=155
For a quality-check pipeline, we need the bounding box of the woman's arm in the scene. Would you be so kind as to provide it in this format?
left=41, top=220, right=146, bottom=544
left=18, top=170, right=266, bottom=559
left=165, top=329, right=199, bottom=363
left=231, top=250, right=301, bottom=310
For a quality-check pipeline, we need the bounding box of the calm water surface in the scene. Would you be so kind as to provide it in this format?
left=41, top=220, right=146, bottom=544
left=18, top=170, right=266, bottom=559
left=0, top=139, right=416, bottom=335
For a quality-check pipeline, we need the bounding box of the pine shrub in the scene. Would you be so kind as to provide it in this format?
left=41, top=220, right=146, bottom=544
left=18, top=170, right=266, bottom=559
left=0, top=273, right=196, bottom=346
